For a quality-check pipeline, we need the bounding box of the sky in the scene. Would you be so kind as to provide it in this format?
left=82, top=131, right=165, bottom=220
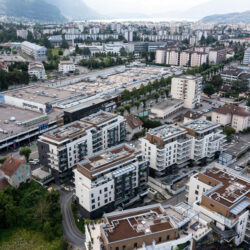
left=84, top=0, right=249, bottom=15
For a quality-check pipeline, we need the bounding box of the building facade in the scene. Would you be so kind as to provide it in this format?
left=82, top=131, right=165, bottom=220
left=170, top=75, right=201, bottom=109
left=21, top=41, right=47, bottom=60
left=38, top=111, right=126, bottom=183
left=28, top=62, right=47, bottom=79
left=58, top=61, right=76, bottom=74
left=74, top=144, right=149, bottom=219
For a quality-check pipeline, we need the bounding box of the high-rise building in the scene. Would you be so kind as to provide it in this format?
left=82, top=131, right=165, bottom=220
left=208, top=48, right=227, bottom=65
left=155, top=48, right=166, bottom=64
left=74, top=144, right=149, bottom=219
left=38, top=111, right=126, bottom=183
left=170, top=75, right=201, bottom=109
left=243, top=47, right=250, bottom=65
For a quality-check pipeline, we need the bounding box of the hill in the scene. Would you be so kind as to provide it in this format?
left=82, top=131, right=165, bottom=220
left=46, top=0, right=99, bottom=20
left=201, top=11, right=250, bottom=23
left=0, top=0, right=66, bottom=22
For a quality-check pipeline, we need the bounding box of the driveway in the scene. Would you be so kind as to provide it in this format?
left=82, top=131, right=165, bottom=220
left=60, top=190, right=86, bottom=249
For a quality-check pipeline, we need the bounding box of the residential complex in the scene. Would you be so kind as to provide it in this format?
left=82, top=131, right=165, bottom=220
left=98, top=202, right=211, bottom=250
left=243, top=47, right=250, bottom=65
left=212, top=105, right=250, bottom=132
left=208, top=48, right=227, bottom=65
left=170, top=75, right=201, bottom=109
left=74, top=144, right=148, bottom=219
left=21, top=41, right=47, bottom=60
left=187, top=163, right=250, bottom=246
left=141, top=119, right=225, bottom=177
left=58, top=61, right=76, bottom=74
left=28, top=62, right=47, bottom=79
left=38, top=111, right=126, bottom=183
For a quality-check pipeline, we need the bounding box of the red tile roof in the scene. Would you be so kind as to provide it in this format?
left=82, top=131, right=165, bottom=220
left=125, top=115, right=142, bottom=130
left=213, top=105, right=250, bottom=117
left=0, top=157, right=22, bottom=177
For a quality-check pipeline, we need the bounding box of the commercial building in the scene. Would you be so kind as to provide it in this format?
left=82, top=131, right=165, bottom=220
left=170, top=75, right=201, bottom=109
left=0, top=157, right=31, bottom=189
left=187, top=163, right=250, bottom=246
left=21, top=41, right=47, bottom=60
left=208, top=48, right=227, bottom=65
left=28, top=62, right=47, bottom=80
left=141, top=119, right=225, bottom=177
left=98, top=202, right=211, bottom=250
left=212, top=105, right=250, bottom=132
left=58, top=61, right=76, bottom=74
left=74, top=144, right=149, bottom=219
left=243, top=47, right=250, bottom=65
left=38, top=111, right=126, bottom=183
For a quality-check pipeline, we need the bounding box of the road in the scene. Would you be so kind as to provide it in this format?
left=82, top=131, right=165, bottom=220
left=60, top=190, right=85, bottom=249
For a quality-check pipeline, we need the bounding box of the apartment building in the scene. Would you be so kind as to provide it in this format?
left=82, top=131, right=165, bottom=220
left=179, top=51, right=190, bottom=66
left=187, top=164, right=250, bottom=246
left=170, top=75, right=201, bottom=109
left=243, top=47, right=250, bottom=65
left=38, top=111, right=126, bottom=183
left=212, top=105, right=250, bottom=132
left=17, top=29, right=28, bottom=39
left=166, top=49, right=179, bottom=65
left=28, top=62, right=47, bottom=79
left=155, top=48, right=166, bottom=64
left=190, top=52, right=208, bottom=67
left=98, top=203, right=211, bottom=250
left=74, top=144, right=148, bottom=219
left=0, top=157, right=31, bottom=189
left=58, top=61, right=76, bottom=74
left=209, top=48, right=227, bottom=65
left=21, top=41, right=47, bottom=60
left=141, top=119, right=225, bottom=177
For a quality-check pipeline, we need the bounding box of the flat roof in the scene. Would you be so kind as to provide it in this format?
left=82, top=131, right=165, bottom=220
left=0, top=104, right=61, bottom=141
left=102, top=204, right=175, bottom=243
left=200, top=165, right=250, bottom=208
left=3, top=86, right=80, bottom=105
left=182, top=119, right=220, bottom=132
left=148, top=125, right=187, bottom=140
left=80, top=111, right=118, bottom=126
left=151, top=99, right=183, bottom=110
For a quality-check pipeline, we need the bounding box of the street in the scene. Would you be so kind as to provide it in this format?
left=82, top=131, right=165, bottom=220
left=60, top=190, right=85, bottom=249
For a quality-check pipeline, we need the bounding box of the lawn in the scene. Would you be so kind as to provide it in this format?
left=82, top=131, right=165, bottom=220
left=0, top=228, right=62, bottom=250
left=51, top=48, right=64, bottom=57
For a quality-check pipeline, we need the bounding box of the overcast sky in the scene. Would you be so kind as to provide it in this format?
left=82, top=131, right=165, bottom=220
left=84, top=0, right=249, bottom=15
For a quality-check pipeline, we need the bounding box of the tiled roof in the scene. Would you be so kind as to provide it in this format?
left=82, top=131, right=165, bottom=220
left=0, top=157, right=22, bottom=177
left=213, top=105, right=250, bottom=117
left=125, top=115, right=142, bottom=130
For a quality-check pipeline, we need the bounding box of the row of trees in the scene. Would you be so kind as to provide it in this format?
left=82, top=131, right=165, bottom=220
left=0, top=70, right=29, bottom=91
left=0, top=181, right=63, bottom=242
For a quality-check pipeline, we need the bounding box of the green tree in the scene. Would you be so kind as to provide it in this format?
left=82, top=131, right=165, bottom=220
left=19, top=147, right=32, bottom=163
left=140, top=97, right=147, bottom=109
left=152, top=92, right=160, bottom=103
left=121, top=89, right=131, bottom=101
left=223, top=126, right=235, bottom=139
left=124, top=104, right=131, bottom=114
left=134, top=100, right=140, bottom=110
left=203, top=84, right=216, bottom=97
left=117, top=106, right=125, bottom=116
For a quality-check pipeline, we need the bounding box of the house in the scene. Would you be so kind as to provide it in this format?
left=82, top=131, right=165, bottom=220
left=125, top=114, right=143, bottom=141
left=0, top=157, right=31, bottom=189
left=212, top=105, right=250, bottom=132
left=28, top=62, right=47, bottom=79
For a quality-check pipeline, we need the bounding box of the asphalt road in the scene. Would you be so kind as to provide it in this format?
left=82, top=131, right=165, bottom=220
left=60, top=190, right=86, bottom=249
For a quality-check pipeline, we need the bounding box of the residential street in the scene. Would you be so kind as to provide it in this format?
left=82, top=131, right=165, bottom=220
left=60, top=190, right=85, bottom=249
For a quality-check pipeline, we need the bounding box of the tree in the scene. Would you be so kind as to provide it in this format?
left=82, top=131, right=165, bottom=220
left=117, top=106, right=125, bottom=116
left=134, top=100, right=140, bottom=110
left=140, top=97, right=147, bottom=109
left=152, top=92, right=160, bottom=103
left=164, top=88, right=170, bottom=98
left=203, top=84, right=216, bottom=97
left=61, top=38, right=69, bottom=49
left=223, top=126, right=235, bottom=139
left=121, top=89, right=131, bottom=102
left=19, top=147, right=32, bottom=163
left=124, top=104, right=131, bottom=114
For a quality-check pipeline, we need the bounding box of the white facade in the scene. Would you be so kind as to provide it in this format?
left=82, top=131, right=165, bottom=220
left=28, top=62, right=47, bottom=80
left=58, top=61, right=76, bottom=74
left=243, top=47, right=250, bottom=65
left=17, top=30, right=28, bottom=39
left=21, top=41, right=47, bottom=60
left=155, top=49, right=166, bottom=64
left=179, top=51, right=190, bottom=66
left=171, top=75, right=201, bottom=109
left=166, top=50, right=179, bottom=65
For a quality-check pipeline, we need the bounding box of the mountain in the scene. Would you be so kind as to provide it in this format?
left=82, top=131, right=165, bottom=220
left=201, top=11, right=250, bottom=23
left=0, top=0, right=66, bottom=22
left=46, top=0, right=99, bottom=20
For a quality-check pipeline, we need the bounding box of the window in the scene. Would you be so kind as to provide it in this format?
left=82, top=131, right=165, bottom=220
left=98, top=203, right=100, bottom=207
left=92, top=205, right=95, bottom=210
left=158, top=237, right=162, bottom=242
left=104, top=187, right=108, bottom=192
left=91, top=194, right=94, bottom=198
left=26, top=166, right=29, bottom=170
left=203, top=188, right=206, bottom=192
left=210, top=204, right=214, bottom=208
left=109, top=197, right=111, bottom=201
left=99, top=190, right=102, bottom=194
left=197, top=185, right=199, bottom=189
left=134, top=243, right=137, bottom=248
left=115, top=247, right=119, bottom=250
left=105, top=199, right=108, bottom=203
left=122, top=246, right=126, bottom=250
left=91, top=199, right=95, bottom=203
left=166, top=235, right=170, bottom=240
left=19, top=169, right=22, bottom=174
left=98, top=197, right=100, bottom=201
left=195, top=190, right=199, bottom=195
left=105, top=193, right=108, bottom=198
left=111, top=185, right=113, bottom=189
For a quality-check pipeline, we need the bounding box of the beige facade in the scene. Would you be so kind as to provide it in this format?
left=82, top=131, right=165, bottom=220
left=155, top=49, right=166, bottom=64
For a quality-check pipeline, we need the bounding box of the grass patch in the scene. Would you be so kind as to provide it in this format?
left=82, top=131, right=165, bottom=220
left=71, top=203, right=85, bottom=234
left=0, top=228, right=62, bottom=250
left=51, top=48, right=64, bottom=57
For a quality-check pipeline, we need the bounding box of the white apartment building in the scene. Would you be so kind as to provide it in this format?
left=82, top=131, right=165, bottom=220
left=187, top=164, right=250, bottom=246
left=190, top=52, right=208, bottom=67
left=74, top=144, right=148, bottom=219
left=166, top=50, right=179, bottom=65
left=170, top=75, right=201, bottom=109
left=28, top=62, right=47, bottom=79
left=17, top=30, right=28, bottom=40
left=21, top=41, right=47, bottom=60
left=155, top=48, right=166, bottom=64
left=58, top=61, right=76, bottom=74
left=38, top=111, right=126, bottom=183
left=179, top=51, right=190, bottom=66
left=212, top=105, right=250, bottom=132
left=124, top=30, right=133, bottom=42
left=141, top=119, right=225, bottom=177
left=243, top=47, right=250, bottom=65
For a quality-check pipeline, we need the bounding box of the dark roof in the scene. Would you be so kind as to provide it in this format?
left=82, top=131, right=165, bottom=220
left=0, top=177, right=10, bottom=190
left=184, top=111, right=202, bottom=120
left=125, top=115, right=142, bottom=130
left=213, top=105, right=250, bottom=117
left=0, top=157, right=22, bottom=177
left=221, top=68, right=243, bottom=76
